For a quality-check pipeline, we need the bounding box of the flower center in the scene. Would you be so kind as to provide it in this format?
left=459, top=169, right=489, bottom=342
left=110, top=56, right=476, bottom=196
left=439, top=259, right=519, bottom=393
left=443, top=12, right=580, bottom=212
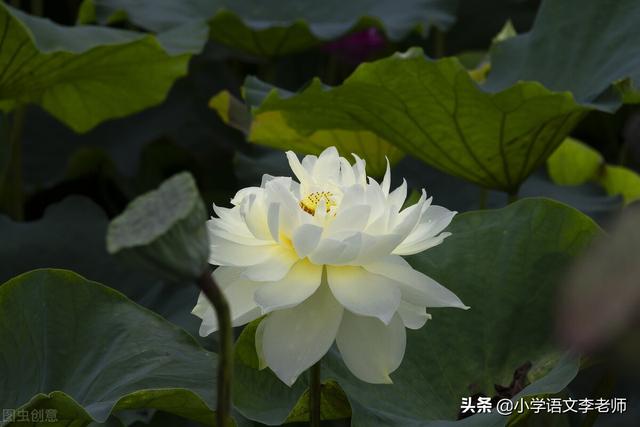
left=299, top=191, right=336, bottom=215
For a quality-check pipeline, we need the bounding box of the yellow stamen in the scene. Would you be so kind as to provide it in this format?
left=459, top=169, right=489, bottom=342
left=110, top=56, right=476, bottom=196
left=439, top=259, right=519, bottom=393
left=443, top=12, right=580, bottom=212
left=299, top=191, right=335, bottom=215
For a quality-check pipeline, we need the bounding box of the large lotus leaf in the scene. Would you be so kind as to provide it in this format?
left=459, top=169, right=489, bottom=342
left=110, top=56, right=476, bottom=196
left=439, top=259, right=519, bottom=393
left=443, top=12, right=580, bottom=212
left=209, top=78, right=404, bottom=178
left=487, top=0, right=640, bottom=111
left=0, top=269, right=217, bottom=425
left=107, top=172, right=209, bottom=283
left=0, top=196, right=202, bottom=336
left=232, top=198, right=600, bottom=426
left=79, top=0, right=457, bottom=57
left=245, top=47, right=586, bottom=192
left=0, top=3, right=192, bottom=132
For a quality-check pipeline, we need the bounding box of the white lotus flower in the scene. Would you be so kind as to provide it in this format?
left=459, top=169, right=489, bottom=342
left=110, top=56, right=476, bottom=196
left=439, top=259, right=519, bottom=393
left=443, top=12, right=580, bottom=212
left=193, top=147, right=468, bottom=386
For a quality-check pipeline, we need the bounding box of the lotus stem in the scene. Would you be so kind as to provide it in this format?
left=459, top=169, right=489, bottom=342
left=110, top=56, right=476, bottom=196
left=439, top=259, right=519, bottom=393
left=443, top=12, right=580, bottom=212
left=432, top=27, right=445, bottom=58
left=198, top=270, right=233, bottom=427
left=309, top=360, right=322, bottom=427
left=0, top=106, right=27, bottom=220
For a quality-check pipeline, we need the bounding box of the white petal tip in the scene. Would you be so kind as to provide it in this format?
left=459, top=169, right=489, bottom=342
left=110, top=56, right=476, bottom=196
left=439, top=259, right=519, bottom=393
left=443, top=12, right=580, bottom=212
left=198, top=326, right=216, bottom=337
left=442, top=298, right=469, bottom=310
left=273, top=368, right=301, bottom=387
left=355, top=373, right=394, bottom=384
left=281, top=375, right=298, bottom=387
left=381, top=314, right=395, bottom=325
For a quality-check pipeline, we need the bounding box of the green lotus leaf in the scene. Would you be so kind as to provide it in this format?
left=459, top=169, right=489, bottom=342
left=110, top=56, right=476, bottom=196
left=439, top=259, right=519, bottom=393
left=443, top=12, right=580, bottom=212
left=209, top=79, right=404, bottom=178
left=240, top=48, right=586, bottom=192
left=0, top=269, right=217, bottom=426
left=487, top=0, right=640, bottom=111
left=107, top=172, right=209, bottom=283
left=0, top=3, right=191, bottom=132
left=78, top=0, right=457, bottom=57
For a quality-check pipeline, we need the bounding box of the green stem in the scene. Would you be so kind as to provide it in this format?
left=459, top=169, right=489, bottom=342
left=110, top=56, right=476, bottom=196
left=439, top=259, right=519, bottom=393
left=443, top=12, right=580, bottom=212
left=309, top=360, right=322, bottom=427
left=507, top=191, right=519, bottom=204
left=432, top=27, right=445, bottom=58
left=198, top=270, right=233, bottom=427
left=324, top=54, right=340, bottom=85
left=0, top=106, right=27, bottom=220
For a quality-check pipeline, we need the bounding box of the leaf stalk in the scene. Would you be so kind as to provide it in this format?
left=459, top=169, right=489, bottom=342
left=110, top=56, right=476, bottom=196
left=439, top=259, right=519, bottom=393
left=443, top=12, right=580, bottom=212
left=198, top=270, right=233, bottom=427
left=0, top=106, right=26, bottom=220
left=309, top=360, right=322, bottom=427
